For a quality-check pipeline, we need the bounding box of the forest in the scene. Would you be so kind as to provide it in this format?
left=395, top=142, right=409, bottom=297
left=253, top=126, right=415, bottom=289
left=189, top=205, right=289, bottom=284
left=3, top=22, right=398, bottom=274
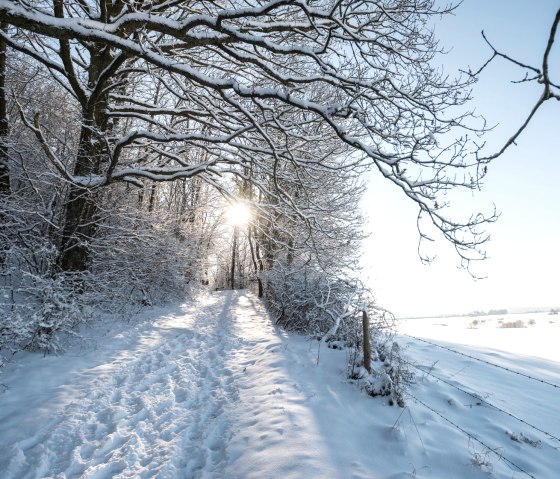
left=1, top=0, right=557, bottom=370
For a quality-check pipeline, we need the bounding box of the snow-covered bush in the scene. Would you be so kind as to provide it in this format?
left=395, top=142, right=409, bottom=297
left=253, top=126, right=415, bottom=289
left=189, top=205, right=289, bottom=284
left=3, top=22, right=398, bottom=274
left=348, top=338, right=414, bottom=407
left=263, top=263, right=380, bottom=341
left=499, top=320, right=526, bottom=329
left=87, top=190, right=194, bottom=307
left=0, top=222, right=193, bottom=358
left=1, top=267, right=88, bottom=355
left=0, top=195, right=199, bottom=357
left=0, top=173, right=203, bottom=359
left=262, top=261, right=411, bottom=404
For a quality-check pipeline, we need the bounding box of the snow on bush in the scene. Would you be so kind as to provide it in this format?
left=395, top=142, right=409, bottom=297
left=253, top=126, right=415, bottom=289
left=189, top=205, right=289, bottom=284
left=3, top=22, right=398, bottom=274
left=348, top=338, right=414, bottom=407
left=0, top=268, right=86, bottom=355
left=499, top=319, right=526, bottom=329
left=0, top=183, right=198, bottom=360
left=263, top=262, right=412, bottom=405
left=263, top=264, right=379, bottom=339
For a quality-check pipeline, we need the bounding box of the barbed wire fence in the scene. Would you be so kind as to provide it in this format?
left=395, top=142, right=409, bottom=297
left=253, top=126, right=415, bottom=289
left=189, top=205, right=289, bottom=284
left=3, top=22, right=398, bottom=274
left=404, top=334, right=560, bottom=389
left=405, top=390, right=537, bottom=479
left=398, top=334, right=560, bottom=478
left=404, top=359, right=560, bottom=445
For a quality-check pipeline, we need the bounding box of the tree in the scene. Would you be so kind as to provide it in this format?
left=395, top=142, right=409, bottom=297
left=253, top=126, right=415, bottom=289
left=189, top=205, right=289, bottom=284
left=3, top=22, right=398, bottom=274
left=0, top=20, right=8, bottom=195
left=471, top=8, right=559, bottom=159
left=0, top=21, right=9, bottom=265
left=0, top=0, right=497, bottom=276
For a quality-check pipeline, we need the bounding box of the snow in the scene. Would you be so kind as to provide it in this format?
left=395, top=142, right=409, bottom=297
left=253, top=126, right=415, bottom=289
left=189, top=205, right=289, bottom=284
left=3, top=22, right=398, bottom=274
left=1, top=291, right=559, bottom=478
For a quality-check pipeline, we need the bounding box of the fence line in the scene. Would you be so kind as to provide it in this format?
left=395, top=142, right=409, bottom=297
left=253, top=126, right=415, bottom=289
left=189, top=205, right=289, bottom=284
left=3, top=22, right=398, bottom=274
left=406, top=390, right=537, bottom=479
left=405, top=359, right=560, bottom=444
left=402, top=334, right=560, bottom=390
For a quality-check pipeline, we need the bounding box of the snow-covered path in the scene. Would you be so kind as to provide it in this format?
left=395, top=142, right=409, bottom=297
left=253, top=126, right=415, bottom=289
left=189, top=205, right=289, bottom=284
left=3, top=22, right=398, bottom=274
left=2, top=291, right=560, bottom=479
left=1, top=290, right=385, bottom=479
left=1, top=292, right=245, bottom=478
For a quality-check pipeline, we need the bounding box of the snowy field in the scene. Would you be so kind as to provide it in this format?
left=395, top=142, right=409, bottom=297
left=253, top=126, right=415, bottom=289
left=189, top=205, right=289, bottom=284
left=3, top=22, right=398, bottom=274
left=0, top=291, right=559, bottom=478
left=397, top=312, right=560, bottom=479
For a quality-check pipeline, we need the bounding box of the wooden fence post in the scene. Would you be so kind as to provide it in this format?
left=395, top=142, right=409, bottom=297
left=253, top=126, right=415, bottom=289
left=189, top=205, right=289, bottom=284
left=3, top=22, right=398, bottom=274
left=362, top=310, right=371, bottom=374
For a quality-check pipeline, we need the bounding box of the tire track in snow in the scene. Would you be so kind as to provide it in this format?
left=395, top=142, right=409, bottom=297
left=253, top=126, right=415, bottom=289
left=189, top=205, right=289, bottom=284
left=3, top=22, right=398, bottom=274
left=3, top=292, right=240, bottom=479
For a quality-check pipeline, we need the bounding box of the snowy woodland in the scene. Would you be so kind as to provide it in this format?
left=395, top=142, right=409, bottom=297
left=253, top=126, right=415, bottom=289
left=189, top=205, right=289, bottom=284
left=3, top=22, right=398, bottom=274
left=0, top=0, right=495, bottom=357
left=0, top=1, right=559, bottom=478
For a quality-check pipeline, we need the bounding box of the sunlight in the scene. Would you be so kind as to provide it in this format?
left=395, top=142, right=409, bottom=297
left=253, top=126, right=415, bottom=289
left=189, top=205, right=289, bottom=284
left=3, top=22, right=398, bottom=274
left=226, top=202, right=251, bottom=226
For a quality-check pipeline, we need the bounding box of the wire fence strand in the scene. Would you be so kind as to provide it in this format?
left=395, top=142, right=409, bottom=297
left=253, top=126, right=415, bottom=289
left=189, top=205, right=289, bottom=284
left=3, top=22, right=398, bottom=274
left=407, top=390, right=537, bottom=479
left=405, top=359, right=560, bottom=444
left=402, top=334, right=560, bottom=390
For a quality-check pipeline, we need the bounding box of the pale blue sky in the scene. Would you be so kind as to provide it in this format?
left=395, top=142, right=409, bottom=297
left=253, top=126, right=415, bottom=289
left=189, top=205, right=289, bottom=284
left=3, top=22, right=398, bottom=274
left=364, top=1, right=560, bottom=317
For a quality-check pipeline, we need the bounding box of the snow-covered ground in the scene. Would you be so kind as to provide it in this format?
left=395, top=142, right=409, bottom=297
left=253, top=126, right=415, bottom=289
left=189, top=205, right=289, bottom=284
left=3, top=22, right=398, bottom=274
left=0, top=291, right=559, bottom=478
left=397, top=312, right=560, bottom=479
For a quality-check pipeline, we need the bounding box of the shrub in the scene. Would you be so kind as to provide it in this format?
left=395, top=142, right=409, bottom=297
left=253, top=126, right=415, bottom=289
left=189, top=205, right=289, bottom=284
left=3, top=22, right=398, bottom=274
left=1, top=271, right=88, bottom=355
left=263, top=264, right=391, bottom=341
left=499, top=319, right=525, bottom=329
left=264, top=263, right=410, bottom=406
left=347, top=339, right=413, bottom=407
left=507, top=431, right=541, bottom=448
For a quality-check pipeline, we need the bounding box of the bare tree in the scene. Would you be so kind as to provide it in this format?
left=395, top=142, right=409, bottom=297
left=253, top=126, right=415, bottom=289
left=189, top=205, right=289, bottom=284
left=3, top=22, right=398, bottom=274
left=0, top=20, right=7, bottom=195
left=470, top=8, right=560, bottom=160
left=0, top=0, right=498, bottom=275
left=0, top=21, right=9, bottom=265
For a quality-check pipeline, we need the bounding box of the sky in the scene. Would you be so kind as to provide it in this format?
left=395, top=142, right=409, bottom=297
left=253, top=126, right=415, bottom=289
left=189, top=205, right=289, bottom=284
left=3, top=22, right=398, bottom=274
left=363, top=1, right=560, bottom=318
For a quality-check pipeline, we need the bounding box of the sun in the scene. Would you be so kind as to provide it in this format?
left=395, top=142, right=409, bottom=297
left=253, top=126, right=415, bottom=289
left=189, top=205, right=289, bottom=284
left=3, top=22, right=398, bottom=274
left=226, top=202, right=251, bottom=226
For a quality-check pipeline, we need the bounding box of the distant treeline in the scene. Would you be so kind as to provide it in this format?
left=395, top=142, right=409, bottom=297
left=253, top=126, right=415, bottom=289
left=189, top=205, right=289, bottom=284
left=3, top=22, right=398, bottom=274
left=468, top=309, right=508, bottom=317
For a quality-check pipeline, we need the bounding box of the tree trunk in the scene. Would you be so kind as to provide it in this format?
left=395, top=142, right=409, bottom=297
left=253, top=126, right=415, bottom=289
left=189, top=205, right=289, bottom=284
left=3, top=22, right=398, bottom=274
left=248, top=224, right=263, bottom=297
left=230, top=225, right=238, bottom=290
left=0, top=21, right=9, bottom=196
left=0, top=22, right=10, bottom=266
left=56, top=125, right=103, bottom=271
left=55, top=39, right=113, bottom=273
left=362, top=310, right=372, bottom=374
left=287, top=237, right=294, bottom=267
left=56, top=189, right=98, bottom=272
left=148, top=183, right=157, bottom=212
